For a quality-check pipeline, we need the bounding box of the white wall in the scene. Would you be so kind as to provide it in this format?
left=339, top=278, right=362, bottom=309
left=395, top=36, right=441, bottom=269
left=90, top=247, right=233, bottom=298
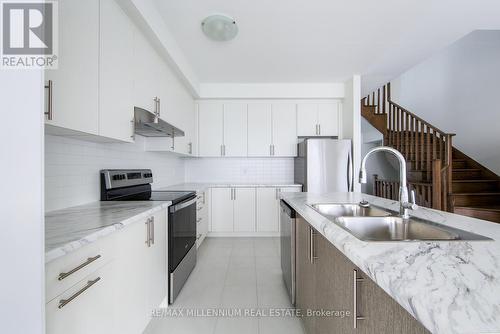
left=185, top=158, right=294, bottom=184
left=391, top=30, right=500, bottom=175
left=45, top=135, right=185, bottom=211
left=0, top=71, right=44, bottom=333
left=343, top=75, right=362, bottom=191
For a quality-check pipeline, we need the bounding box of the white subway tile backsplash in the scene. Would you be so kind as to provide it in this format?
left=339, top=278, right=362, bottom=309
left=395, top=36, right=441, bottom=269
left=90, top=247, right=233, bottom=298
left=44, top=135, right=185, bottom=212
left=45, top=135, right=296, bottom=212
left=184, top=157, right=294, bottom=184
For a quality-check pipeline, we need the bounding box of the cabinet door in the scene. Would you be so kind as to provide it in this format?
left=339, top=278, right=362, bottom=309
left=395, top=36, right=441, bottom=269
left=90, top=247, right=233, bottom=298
left=99, top=0, right=134, bottom=142
left=297, top=103, right=318, bottom=137
left=314, top=233, right=354, bottom=334
left=318, top=102, right=340, bottom=136
left=248, top=103, right=272, bottom=156
left=132, top=26, right=158, bottom=113
left=295, top=217, right=316, bottom=333
left=356, top=270, right=429, bottom=334
left=233, top=188, right=256, bottom=232
left=148, top=210, right=167, bottom=309
left=210, top=188, right=234, bottom=232
left=46, top=262, right=115, bottom=334
left=114, top=218, right=152, bottom=334
left=44, top=0, right=99, bottom=134
left=256, top=188, right=279, bottom=232
left=198, top=102, right=224, bottom=157
left=272, top=103, right=297, bottom=156
left=224, top=103, right=248, bottom=157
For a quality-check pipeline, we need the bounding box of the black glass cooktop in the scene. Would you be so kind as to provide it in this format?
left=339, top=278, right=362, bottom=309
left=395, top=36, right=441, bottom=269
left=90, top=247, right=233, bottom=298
left=149, top=191, right=196, bottom=204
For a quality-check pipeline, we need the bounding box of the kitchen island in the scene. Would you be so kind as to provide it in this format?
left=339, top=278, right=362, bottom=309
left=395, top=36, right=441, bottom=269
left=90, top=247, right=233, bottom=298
left=281, top=192, right=500, bottom=334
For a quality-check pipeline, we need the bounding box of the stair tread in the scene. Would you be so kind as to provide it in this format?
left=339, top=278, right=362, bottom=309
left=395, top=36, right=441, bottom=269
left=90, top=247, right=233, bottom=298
left=453, top=179, right=500, bottom=183
left=455, top=205, right=500, bottom=212
left=451, top=192, right=500, bottom=196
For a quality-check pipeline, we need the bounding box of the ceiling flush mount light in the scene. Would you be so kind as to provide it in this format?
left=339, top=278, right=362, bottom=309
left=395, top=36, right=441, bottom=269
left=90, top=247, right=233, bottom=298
left=201, top=14, right=238, bottom=41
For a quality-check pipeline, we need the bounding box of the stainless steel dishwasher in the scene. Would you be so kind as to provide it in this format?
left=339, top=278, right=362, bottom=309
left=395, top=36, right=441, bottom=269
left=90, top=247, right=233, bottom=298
left=280, top=199, right=296, bottom=306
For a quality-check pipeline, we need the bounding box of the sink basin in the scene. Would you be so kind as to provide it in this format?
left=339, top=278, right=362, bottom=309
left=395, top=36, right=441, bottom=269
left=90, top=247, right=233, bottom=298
left=309, top=203, right=391, bottom=219
left=309, top=202, right=492, bottom=242
left=335, top=216, right=491, bottom=241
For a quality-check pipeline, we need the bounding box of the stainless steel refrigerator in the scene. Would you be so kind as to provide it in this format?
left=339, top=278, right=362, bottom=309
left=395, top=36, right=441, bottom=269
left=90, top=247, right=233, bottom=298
left=294, top=138, right=353, bottom=193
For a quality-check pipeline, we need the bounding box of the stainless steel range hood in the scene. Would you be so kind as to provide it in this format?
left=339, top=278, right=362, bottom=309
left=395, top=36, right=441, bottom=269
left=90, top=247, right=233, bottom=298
left=134, top=107, right=185, bottom=137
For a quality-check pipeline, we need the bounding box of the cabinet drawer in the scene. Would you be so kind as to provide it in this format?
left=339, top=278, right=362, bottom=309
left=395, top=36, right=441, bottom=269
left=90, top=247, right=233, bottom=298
left=46, top=262, right=115, bottom=334
left=46, top=235, right=114, bottom=302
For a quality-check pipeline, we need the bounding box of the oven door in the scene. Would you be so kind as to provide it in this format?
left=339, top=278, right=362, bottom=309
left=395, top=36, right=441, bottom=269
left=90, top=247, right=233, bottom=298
left=168, top=196, right=197, bottom=272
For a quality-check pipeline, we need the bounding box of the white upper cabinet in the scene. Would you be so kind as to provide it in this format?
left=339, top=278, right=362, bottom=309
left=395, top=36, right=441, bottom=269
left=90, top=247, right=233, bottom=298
left=297, top=103, right=318, bottom=137
left=44, top=0, right=99, bottom=135
left=297, top=102, right=340, bottom=137
left=272, top=103, right=297, bottom=156
left=99, top=0, right=134, bottom=142
left=132, top=26, right=160, bottom=115
left=318, top=102, right=340, bottom=136
left=223, top=103, right=248, bottom=157
left=247, top=103, right=273, bottom=156
left=198, top=102, right=224, bottom=157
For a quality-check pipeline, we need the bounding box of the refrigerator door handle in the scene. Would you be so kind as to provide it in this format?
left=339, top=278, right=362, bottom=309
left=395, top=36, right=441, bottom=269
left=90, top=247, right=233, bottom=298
left=347, top=148, right=353, bottom=192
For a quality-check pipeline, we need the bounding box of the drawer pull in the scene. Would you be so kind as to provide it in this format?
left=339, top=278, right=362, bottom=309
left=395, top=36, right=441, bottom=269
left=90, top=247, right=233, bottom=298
left=353, top=269, right=365, bottom=328
left=58, top=255, right=101, bottom=281
left=58, top=277, right=101, bottom=309
left=196, top=218, right=202, bottom=223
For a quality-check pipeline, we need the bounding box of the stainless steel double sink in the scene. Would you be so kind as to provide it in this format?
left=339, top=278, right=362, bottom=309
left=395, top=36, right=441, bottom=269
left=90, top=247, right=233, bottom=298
left=309, top=203, right=491, bottom=241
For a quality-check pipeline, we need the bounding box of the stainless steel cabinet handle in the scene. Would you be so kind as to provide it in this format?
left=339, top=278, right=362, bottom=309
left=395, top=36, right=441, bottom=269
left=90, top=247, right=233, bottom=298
left=223, top=145, right=226, bottom=156
left=318, top=124, right=321, bottom=135
left=171, top=130, right=175, bottom=151
left=309, top=227, right=318, bottom=264
left=272, top=145, right=275, bottom=156
left=221, top=145, right=224, bottom=156
left=145, top=218, right=151, bottom=247
left=270, top=145, right=273, bottom=156
left=353, top=269, right=365, bottom=328
left=233, top=188, right=236, bottom=201
left=58, top=255, right=101, bottom=281
left=58, top=277, right=101, bottom=309
left=150, top=216, right=155, bottom=245
left=44, top=80, right=53, bottom=120
left=188, top=142, right=192, bottom=154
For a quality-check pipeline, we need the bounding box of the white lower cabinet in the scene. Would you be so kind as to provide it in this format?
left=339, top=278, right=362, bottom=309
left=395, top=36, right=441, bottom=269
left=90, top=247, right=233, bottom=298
left=46, top=262, right=116, bottom=334
left=234, top=188, right=256, bottom=232
left=210, top=186, right=301, bottom=235
left=196, top=190, right=209, bottom=247
left=211, top=188, right=234, bottom=232
left=210, top=187, right=257, bottom=233
left=46, top=209, right=167, bottom=334
left=114, top=210, right=166, bottom=334
left=256, top=187, right=301, bottom=232
left=256, top=188, right=280, bottom=232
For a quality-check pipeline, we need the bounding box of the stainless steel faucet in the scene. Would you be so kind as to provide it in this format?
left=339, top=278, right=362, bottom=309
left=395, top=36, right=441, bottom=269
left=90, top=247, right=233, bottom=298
left=359, top=146, right=418, bottom=219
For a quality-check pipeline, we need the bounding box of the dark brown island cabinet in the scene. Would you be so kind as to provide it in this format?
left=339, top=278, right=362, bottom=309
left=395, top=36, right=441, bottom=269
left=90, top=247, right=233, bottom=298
left=295, top=215, right=430, bottom=334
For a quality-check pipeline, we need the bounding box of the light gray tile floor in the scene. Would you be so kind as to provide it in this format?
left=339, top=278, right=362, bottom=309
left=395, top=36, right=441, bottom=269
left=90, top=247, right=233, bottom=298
left=144, top=237, right=305, bottom=334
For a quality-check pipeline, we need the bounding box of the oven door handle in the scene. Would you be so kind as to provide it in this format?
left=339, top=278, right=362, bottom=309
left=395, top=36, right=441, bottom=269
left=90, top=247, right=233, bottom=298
left=169, top=197, right=197, bottom=213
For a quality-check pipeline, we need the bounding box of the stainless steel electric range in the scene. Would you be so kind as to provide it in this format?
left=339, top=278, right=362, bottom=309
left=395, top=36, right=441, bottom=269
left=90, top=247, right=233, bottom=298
left=100, top=169, right=196, bottom=304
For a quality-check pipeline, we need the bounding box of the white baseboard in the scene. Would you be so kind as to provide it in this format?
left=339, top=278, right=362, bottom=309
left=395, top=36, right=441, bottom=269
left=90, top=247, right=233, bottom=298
left=207, top=232, right=280, bottom=237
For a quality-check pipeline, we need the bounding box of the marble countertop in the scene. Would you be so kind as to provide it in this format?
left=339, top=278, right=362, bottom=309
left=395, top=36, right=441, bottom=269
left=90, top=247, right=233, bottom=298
left=281, top=192, right=500, bottom=334
left=45, top=201, right=171, bottom=264
left=156, top=182, right=302, bottom=192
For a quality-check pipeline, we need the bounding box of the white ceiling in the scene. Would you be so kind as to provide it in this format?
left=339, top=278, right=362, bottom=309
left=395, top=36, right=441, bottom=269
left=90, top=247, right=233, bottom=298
left=154, top=0, right=500, bottom=94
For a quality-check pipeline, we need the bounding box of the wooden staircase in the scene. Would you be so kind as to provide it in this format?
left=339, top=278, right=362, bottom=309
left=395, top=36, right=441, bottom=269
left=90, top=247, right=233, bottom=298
left=364, top=83, right=500, bottom=223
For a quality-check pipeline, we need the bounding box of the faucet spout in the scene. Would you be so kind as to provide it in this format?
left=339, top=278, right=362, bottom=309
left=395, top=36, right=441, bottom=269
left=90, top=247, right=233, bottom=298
left=359, top=146, right=417, bottom=218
